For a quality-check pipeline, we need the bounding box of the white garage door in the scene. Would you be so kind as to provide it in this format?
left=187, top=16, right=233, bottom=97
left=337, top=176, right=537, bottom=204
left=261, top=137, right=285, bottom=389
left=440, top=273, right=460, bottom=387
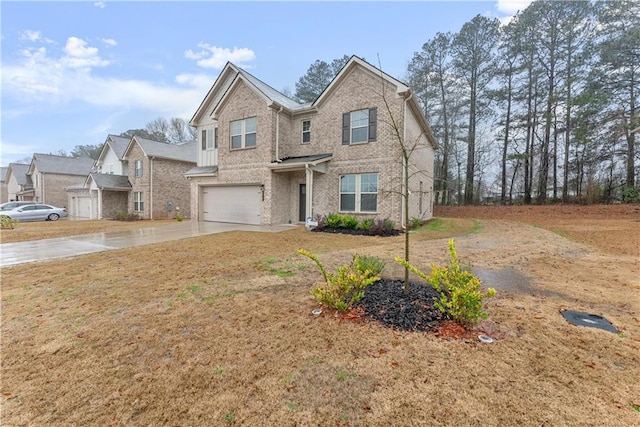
left=202, top=185, right=261, bottom=225
left=77, top=196, right=91, bottom=219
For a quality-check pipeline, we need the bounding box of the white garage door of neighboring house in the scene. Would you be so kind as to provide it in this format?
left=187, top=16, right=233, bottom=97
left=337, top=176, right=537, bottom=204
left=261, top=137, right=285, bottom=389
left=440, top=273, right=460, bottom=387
left=202, top=186, right=261, bottom=225
left=77, top=196, right=91, bottom=219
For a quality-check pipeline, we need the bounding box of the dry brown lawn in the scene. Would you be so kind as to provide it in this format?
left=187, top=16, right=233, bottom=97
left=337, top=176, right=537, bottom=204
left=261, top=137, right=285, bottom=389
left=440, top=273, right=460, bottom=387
left=1, top=205, right=639, bottom=426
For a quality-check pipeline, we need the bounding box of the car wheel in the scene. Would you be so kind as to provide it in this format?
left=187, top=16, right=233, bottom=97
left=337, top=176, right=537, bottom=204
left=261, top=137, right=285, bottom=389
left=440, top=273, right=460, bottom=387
left=48, top=213, right=60, bottom=221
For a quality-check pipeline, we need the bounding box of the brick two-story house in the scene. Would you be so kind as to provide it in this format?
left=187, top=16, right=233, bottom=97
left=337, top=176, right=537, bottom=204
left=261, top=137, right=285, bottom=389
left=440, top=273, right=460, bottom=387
left=122, top=136, right=197, bottom=220
left=67, top=134, right=133, bottom=219
left=27, top=154, right=94, bottom=208
left=186, top=56, right=437, bottom=228
left=5, top=163, right=32, bottom=202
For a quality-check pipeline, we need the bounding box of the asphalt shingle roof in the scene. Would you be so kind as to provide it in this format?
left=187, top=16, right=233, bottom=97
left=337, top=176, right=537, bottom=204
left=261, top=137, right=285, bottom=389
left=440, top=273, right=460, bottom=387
left=106, top=135, right=131, bottom=160
left=0, top=167, right=7, bottom=182
left=90, top=173, right=131, bottom=190
left=237, top=68, right=306, bottom=110
left=32, top=154, right=94, bottom=176
left=132, top=138, right=197, bottom=163
left=8, top=163, right=30, bottom=185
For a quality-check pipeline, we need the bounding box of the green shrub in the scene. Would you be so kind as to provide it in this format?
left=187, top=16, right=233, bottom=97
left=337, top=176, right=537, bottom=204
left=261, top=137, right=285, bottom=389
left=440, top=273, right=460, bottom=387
left=326, top=213, right=342, bottom=228
left=0, top=215, right=18, bottom=229
left=353, top=253, right=385, bottom=277
left=409, top=217, right=423, bottom=230
left=358, top=218, right=374, bottom=231
left=395, top=239, right=496, bottom=326
left=114, top=212, right=140, bottom=221
left=341, top=215, right=358, bottom=230
left=298, top=249, right=382, bottom=311
left=176, top=212, right=184, bottom=222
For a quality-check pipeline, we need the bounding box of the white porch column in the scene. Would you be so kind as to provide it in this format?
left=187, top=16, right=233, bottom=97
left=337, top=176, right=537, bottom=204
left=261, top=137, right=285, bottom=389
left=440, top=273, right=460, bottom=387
left=305, top=164, right=313, bottom=221
left=97, top=188, right=103, bottom=220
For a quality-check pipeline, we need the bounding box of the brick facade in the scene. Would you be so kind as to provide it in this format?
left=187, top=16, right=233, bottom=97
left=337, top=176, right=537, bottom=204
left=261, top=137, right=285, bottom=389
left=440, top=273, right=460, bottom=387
left=126, top=142, right=195, bottom=220
left=189, top=57, right=436, bottom=227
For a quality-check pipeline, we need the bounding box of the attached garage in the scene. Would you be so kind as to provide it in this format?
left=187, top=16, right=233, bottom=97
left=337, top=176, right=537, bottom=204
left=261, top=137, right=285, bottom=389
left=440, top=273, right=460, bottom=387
left=201, top=185, right=261, bottom=225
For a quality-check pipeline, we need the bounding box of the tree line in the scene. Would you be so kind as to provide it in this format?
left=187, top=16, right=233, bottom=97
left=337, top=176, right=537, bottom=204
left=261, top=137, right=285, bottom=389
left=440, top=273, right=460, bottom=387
left=406, top=0, right=638, bottom=204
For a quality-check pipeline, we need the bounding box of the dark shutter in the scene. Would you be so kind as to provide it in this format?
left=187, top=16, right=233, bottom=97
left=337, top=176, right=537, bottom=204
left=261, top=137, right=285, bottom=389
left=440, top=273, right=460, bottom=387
left=368, top=108, right=377, bottom=142
left=342, top=113, right=350, bottom=145
left=214, top=127, right=218, bottom=148
left=201, top=129, right=207, bottom=150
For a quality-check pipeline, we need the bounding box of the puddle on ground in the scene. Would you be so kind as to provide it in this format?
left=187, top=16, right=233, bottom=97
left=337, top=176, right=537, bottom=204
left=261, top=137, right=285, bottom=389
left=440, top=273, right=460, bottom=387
left=473, top=267, right=537, bottom=294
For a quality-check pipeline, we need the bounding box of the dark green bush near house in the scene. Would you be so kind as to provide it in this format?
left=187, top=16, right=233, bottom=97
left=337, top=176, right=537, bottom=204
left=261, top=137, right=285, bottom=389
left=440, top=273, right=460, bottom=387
left=341, top=215, right=359, bottom=230
left=325, top=213, right=342, bottom=228
left=358, top=218, right=374, bottom=231
left=114, top=212, right=141, bottom=221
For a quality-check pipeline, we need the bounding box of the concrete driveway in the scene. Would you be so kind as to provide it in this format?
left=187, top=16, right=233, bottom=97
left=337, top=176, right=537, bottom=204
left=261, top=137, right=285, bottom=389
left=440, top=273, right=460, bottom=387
left=0, top=221, right=297, bottom=268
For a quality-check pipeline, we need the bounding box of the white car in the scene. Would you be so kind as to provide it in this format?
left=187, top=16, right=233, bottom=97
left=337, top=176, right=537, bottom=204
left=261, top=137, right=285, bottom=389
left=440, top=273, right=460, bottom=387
left=0, top=204, right=68, bottom=222
left=0, top=201, right=35, bottom=211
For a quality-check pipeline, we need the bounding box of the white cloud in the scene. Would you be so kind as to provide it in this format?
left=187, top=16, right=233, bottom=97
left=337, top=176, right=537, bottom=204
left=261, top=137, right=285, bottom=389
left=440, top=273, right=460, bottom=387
left=101, top=38, right=117, bottom=47
left=93, top=2, right=106, bottom=9
left=62, top=36, right=110, bottom=69
left=185, top=44, right=255, bottom=69
left=19, top=30, right=53, bottom=44
left=495, top=0, right=532, bottom=16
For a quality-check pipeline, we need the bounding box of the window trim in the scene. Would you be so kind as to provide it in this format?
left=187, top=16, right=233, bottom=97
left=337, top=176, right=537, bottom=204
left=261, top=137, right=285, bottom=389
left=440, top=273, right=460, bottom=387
left=230, top=117, right=257, bottom=150
left=133, top=191, right=144, bottom=212
left=339, top=173, right=379, bottom=213
left=342, top=108, right=377, bottom=145
left=302, top=120, right=311, bottom=144
left=134, top=160, right=143, bottom=177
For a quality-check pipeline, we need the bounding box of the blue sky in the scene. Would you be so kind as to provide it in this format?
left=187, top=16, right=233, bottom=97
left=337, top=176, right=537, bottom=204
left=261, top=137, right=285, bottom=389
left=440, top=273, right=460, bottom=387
left=0, top=0, right=531, bottom=167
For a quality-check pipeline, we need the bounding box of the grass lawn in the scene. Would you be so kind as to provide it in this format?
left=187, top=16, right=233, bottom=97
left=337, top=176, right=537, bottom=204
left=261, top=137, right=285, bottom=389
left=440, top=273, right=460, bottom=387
left=1, top=205, right=639, bottom=426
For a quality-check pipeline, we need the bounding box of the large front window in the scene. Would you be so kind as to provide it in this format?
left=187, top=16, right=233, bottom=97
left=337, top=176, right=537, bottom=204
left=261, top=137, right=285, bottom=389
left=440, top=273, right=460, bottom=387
left=340, top=173, right=378, bottom=213
left=133, top=192, right=144, bottom=211
left=230, top=117, right=257, bottom=149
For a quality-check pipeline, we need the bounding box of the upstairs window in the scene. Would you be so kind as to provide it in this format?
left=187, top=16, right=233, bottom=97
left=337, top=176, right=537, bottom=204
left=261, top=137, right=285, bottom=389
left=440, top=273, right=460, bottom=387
left=230, top=117, right=257, bottom=149
left=342, top=108, right=377, bottom=145
left=302, top=120, right=311, bottom=143
left=134, top=160, right=143, bottom=177
left=339, top=173, right=378, bottom=213
left=202, top=128, right=216, bottom=150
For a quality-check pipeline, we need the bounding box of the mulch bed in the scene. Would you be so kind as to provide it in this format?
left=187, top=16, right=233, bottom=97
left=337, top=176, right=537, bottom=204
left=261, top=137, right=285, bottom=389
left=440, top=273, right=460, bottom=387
left=352, top=279, right=447, bottom=332
left=338, top=279, right=486, bottom=340
left=311, top=227, right=402, bottom=237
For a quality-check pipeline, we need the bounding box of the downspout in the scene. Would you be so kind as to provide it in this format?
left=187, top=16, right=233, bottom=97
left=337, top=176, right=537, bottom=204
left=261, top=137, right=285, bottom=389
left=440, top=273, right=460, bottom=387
left=41, top=173, right=45, bottom=203
left=275, top=106, right=283, bottom=162
left=150, top=157, right=154, bottom=220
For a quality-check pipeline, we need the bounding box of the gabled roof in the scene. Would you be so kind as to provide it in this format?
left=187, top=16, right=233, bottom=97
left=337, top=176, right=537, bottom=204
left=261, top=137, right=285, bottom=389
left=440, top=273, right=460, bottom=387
left=190, top=62, right=306, bottom=125
left=87, top=172, right=131, bottom=190
left=313, top=56, right=409, bottom=107
left=96, top=134, right=130, bottom=164
left=123, top=137, right=197, bottom=163
left=0, top=167, right=7, bottom=182
left=29, top=154, right=94, bottom=176
left=8, top=163, right=32, bottom=185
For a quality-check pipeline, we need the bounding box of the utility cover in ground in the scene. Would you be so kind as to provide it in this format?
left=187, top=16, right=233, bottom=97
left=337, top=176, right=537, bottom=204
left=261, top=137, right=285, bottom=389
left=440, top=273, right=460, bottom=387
left=560, top=310, right=618, bottom=333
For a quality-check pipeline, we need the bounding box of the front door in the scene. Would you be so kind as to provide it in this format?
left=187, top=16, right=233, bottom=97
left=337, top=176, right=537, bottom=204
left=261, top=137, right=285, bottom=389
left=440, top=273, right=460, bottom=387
left=298, top=184, right=306, bottom=222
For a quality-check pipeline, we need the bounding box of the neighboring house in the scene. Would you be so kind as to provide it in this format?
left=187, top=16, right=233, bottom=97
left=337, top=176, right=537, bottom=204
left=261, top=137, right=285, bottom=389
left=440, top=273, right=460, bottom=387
left=68, top=134, right=132, bottom=219
left=122, top=136, right=197, bottom=220
left=28, top=154, right=94, bottom=208
left=5, top=163, right=33, bottom=202
left=186, top=55, right=438, bottom=227
left=0, top=167, right=8, bottom=202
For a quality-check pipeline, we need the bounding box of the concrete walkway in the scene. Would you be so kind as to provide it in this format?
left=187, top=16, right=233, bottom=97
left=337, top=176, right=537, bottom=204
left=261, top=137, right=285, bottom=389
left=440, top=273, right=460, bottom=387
left=0, top=221, right=297, bottom=268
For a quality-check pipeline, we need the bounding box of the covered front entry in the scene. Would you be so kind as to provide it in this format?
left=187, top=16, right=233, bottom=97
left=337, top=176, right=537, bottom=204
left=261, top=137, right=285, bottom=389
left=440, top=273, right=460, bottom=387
left=201, top=185, right=261, bottom=225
